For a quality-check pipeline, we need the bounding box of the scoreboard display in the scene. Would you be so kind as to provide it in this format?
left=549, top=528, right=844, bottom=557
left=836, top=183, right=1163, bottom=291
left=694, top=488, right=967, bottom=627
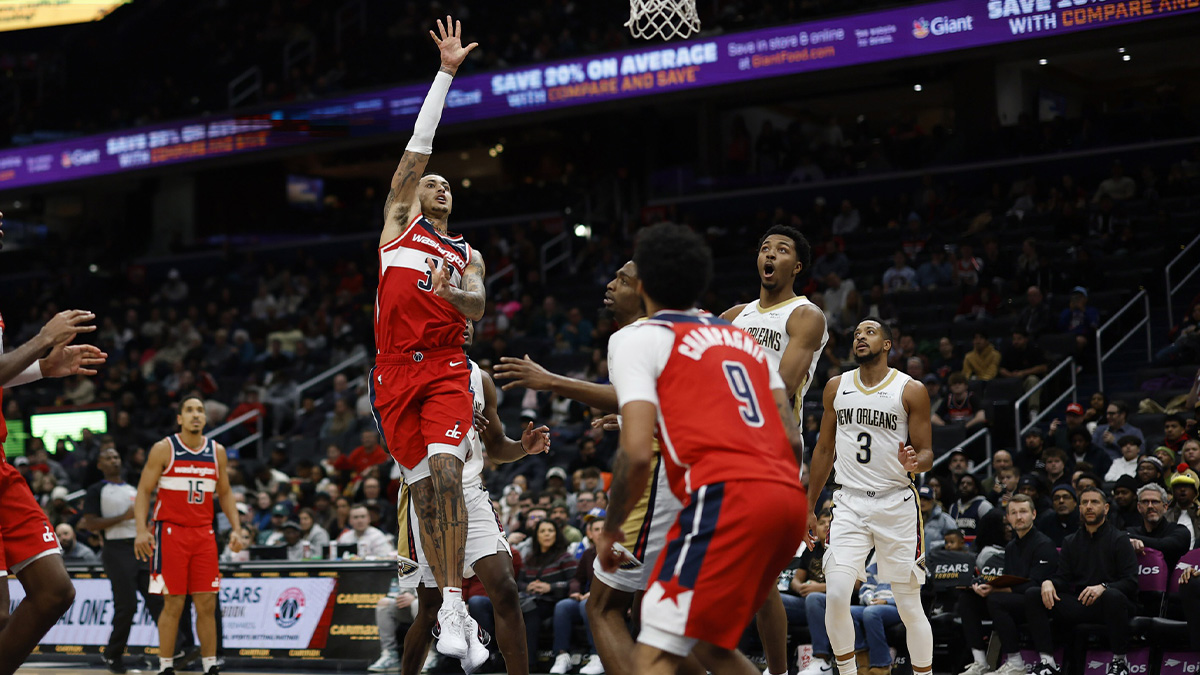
left=0, top=1, right=131, bottom=33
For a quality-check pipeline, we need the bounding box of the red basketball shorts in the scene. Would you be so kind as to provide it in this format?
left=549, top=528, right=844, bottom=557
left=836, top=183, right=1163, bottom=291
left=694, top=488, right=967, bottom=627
left=149, top=522, right=220, bottom=595
left=0, top=460, right=61, bottom=577
left=369, top=347, right=473, bottom=479
left=639, top=480, right=807, bottom=654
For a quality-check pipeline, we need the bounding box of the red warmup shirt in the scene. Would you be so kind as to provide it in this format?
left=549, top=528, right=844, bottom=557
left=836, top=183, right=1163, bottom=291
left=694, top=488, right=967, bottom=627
left=347, top=445, right=389, bottom=474
left=376, top=214, right=475, bottom=355
left=609, top=310, right=801, bottom=503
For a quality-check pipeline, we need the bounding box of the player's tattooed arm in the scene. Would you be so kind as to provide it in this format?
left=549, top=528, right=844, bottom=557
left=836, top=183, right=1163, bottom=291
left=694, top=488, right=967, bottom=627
left=901, top=380, right=935, bottom=473
left=381, top=150, right=431, bottom=243
left=431, top=249, right=486, bottom=320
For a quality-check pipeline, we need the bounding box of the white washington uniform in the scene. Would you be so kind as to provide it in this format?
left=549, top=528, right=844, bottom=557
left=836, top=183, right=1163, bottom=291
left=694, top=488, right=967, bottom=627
left=397, top=360, right=510, bottom=587
left=827, top=368, right=925, bottom=585
left=590, top=321, right=684, bottom=593
left=731, top=296, right=828, bottom=422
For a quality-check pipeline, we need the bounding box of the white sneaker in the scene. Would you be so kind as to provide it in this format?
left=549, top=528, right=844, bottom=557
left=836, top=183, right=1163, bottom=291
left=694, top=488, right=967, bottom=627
left=580, top=654, right=605, bottom=674
left=994, top=663, right=1026, bottom=675
left=800, top=658, right=833, bottom=675
left=459, top=607, right=491, bottom=675
left=550, top=652, right=574, bottom=674
left=368, top=650, right=401, bottom=673
left=959, top=664, right=992, bottom=675
left=435, top=602, right=468, bottom=660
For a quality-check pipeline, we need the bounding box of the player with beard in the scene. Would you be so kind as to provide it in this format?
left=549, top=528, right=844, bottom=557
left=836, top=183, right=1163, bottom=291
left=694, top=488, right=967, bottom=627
left=804, top=319, right=934, bottom=675
left=721, top=225, right=826, bottom=675
left=395, top=321, right=550, bottom=675
left=495, top=262, right=702, bottom=675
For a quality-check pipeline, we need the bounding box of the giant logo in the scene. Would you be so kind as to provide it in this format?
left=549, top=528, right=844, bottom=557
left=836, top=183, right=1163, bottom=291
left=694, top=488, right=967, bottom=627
left=912, top=15, right=974, bottom=38
left=60, top=149, right=101, bottom=168
left=274, top=587, right=306, bottom=629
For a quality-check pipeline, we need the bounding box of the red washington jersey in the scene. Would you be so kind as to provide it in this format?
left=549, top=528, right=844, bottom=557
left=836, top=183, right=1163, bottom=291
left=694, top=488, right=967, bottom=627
left=609, top=310, right=802, bottom=503
left=153, top=434, right=219, bottom=528
left=0, top=311, right=8, bottom=457
left=377, top=214, right=475, bottom=354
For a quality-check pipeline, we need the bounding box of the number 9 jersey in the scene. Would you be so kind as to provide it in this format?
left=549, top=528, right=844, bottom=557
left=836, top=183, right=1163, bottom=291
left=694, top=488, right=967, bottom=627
left=609, top=310, right=801, bottom=503
left=832, top=368, right=913, bottom=492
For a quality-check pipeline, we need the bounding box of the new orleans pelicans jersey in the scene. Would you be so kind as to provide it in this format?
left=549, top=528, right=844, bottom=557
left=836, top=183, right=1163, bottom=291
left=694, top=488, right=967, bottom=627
left=153, top=434, right=219, bottom=527
left=832, top=368, right=913, bottom=493
left=463, top=360, right=487, bottom=488
left=732, top=296, right=827, bottom=421
left=376, top=214, right=475, bottom=354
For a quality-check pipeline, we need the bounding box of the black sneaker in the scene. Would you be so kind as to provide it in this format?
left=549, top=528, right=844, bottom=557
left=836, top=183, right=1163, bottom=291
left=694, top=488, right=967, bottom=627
left=102, top=654, right=127, bottom=674
left=160, top=668, right=177, bottom=675
left=1034, top=661, right=1061, bottom=675
left=205, top=667, right=219, bottom=675
left=176, top=647, right=201, bottom=669
left=1106, top=660, right=1129, bottom=675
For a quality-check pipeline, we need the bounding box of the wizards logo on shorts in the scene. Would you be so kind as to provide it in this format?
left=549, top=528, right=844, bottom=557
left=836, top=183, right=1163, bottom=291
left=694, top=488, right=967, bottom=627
left=274, top=587, right=306, bottom=628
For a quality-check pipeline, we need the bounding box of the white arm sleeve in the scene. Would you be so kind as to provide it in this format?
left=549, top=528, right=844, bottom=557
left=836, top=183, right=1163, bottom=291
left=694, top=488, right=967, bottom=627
left=609, top=325, right=673, bottom=408
left=405, top=71, right=453, bottom=155
left=4, top=361, right=43, bottom=388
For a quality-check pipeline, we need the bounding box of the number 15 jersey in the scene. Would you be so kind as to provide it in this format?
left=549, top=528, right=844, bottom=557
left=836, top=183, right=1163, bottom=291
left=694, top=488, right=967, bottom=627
left=610, top=310, right=801, bottom=503
left=153, top=434, right=218, bottom=528
left=832, top=368, right=912, bottom=492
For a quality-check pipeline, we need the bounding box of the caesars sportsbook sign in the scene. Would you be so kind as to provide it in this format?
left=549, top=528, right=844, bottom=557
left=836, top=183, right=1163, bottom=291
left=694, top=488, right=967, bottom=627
left=1, top=0, right=1196, bottom=190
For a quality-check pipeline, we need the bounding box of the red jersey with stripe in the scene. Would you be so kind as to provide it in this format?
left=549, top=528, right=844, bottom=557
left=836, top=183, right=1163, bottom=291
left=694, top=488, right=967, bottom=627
left=609, top=311, right=802, bottom=503
left=376, top=214, right=475, bottom=355
left=0, top=312, right=9, bottom=457
left=153, top=434, right=218, bottom=527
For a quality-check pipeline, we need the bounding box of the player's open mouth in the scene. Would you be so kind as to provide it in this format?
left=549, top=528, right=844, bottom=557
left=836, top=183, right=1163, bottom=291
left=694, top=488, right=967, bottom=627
left=603, top=294, right=614, bottom=306
left=762, top=263, right=775, bottom=279
left=436, top=196, right=447, bottom=204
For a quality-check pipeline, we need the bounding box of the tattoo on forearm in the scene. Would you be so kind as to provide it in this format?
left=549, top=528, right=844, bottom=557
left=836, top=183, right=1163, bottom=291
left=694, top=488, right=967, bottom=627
left=443, top=260, right=486, bottom=318
left=410, top=456, right=467, bottom=588
left=384, top=153, right=426, bottom=220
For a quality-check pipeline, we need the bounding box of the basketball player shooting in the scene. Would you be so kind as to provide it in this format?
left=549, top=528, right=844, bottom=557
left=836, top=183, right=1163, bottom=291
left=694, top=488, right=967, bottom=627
left=370, top=15, right=489, bottom=666
left=720, top=225, right=826, bottom=675
left=805, top=319, right=934, bottom=675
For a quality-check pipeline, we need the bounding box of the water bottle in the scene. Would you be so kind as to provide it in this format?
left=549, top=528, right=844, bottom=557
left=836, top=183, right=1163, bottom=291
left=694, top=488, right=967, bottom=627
left=329, top=541, right=338, bottom=560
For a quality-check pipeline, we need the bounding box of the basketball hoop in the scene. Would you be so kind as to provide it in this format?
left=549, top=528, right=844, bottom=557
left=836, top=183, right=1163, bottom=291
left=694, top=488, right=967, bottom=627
left=626, top=0, right=700, bottom=41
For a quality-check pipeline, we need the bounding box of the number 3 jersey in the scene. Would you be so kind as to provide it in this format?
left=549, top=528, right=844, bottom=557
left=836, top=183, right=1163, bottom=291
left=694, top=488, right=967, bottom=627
left=832, top=368, right=913, bottom=493
left=609, top=310, right=801, bottom=503
left=376, top=213, right=475, bottom=354
left=153, top=434, right=218, bottom=527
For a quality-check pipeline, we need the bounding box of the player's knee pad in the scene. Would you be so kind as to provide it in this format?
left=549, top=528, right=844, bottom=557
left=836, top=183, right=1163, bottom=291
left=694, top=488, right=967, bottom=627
left=891, top=579, right=933, bottom=668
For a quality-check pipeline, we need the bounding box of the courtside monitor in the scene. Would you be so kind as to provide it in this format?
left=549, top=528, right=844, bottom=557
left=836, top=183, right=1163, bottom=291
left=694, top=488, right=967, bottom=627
left=30, top=409, right=109, bottom=452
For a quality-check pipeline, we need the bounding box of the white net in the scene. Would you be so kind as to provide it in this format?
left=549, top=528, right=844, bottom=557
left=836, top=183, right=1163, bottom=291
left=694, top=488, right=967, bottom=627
left=626, top=0, right=700, bottom=41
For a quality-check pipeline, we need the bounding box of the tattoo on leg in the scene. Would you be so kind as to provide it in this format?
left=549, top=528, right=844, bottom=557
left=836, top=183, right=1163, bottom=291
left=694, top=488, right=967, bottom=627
left=411, top=455, right=467, bottom=590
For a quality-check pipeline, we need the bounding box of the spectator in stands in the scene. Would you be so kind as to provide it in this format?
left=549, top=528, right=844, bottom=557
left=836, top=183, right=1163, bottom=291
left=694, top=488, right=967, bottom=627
left=1017, top=428, right=1048, bottom=475
left=920, top=486, right=957, bottom=549
left=882, top=250, right=917, bottom=293
left=812, top=239, right=850, bottom=282
left=297, top=507, right=330, bottom=553
left=1092, top=402, right=1144, bottom=460
left=1181, top=438, right=1200, bottom=474
left=1104, top=436, right=1144, bottom=484
left=1136, top=456, right=1166, bottom=489
left=1093, top=160, right=1137, bottom=202
left=831, top=199, right=861, bottom=235
left=510, top=507, right=549, bottom=561
left=955, top=283, right=1002, bottom=323
left=56, top=523, right=99, bottom=564
left=1036, top=484, right=1080, bottom=546
left=946, top=449, right=971, bottom=483
left=850, top=554, right=900, bottom=675
left=983, top=450, right=1015, bottom=493
left=1163, top=414, right=1191, bottom=454
left=932, top=337, right=964, bottom=381
left=1042, top=448, right=1071, bottom=489
left=917, top=248, right=953, bottom=289
left=1057, top=287, right=1100, bottom=365
left=518, top=519, right=577, bottom=671
left=336, top=504, right=393, bottom=558
left=821, top=272, right=857, bottom=334
left=943, top=529, right=967, bottom=551
left=567, top=439, right=605, bottom=475
left=950, top=474, right=992, bottom=539
left=568, top=491, right=597, bottom=535
left=1165, top=467, right=1200, bottom=547
left=962, top=332, right=1000, bottom=381
left=1154, top=303, right=1200, bottom=365
left=559, top=307, right=595, bottom=353
left=800, top=512, right=865, bottom=675
left=957, top=494, right=1057, bottom=675
left=549, top=511, right=604, bottom=674
left=988, top=466, right=1020, bottom=508
left=932, top=373, right=987, bottom=429
left=549, top=501, right=582, bottom=544
left=1048, top=402, right=1088, bottom=452
left=1019, top=474, right=1052, bottom=514
left=1127, top=483, right=1191, bottom=569
left=1025, top=486, right=1138, bottom=675
left=923, top=374, right=944, bottom=413
left=1068, top=428, right=1112, bottom=478
left=1015, top=286, right=1053, bottom=339
left=369, top=577, right=418, bottom=673
left=1177, top=563, right=1200, bottom=650
left=954, top=243, right=983, bottom=287
left=999, top=329, right=1048, bottom=409
left=257, top=503, right=290, bottom=544
left=274, top=521, right=313, bottom=560
left=1109, top=476, right=1140, bottom=530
